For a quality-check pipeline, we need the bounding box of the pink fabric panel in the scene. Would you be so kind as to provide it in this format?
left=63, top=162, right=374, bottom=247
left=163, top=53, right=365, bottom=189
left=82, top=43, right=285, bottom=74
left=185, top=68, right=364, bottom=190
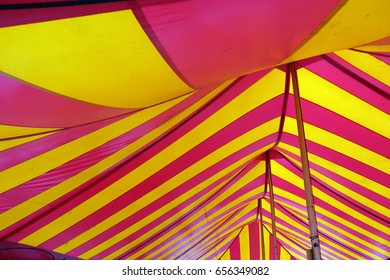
left=0, top=74, right=132, bottom=128
left=139, top=0, right=341, bottom=87
left=0, top=2, right=131, bottom=28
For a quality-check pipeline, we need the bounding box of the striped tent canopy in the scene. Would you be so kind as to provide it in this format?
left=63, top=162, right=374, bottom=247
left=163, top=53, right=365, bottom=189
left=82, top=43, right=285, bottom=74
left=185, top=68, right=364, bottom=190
left=0, top=0, right=389, bottom=260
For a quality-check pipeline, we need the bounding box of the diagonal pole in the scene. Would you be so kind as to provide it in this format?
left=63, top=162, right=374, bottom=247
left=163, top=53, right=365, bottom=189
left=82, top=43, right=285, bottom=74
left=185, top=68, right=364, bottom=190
left=289, top=62, right=322, bottom=260
left=266, top=151, right=278, bottom=260
left=258, top=199, right=266, bottom=260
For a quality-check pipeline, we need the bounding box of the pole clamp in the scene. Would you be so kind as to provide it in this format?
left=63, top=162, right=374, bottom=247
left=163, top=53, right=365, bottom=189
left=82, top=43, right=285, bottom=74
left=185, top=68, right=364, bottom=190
left=310, top=235, right=319, bottom=241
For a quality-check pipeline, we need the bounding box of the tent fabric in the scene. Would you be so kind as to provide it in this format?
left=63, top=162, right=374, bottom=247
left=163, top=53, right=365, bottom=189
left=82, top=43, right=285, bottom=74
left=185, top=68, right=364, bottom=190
left=220, top=222, right=296, bottom=260
left=0, top=0, right=389, bottom=260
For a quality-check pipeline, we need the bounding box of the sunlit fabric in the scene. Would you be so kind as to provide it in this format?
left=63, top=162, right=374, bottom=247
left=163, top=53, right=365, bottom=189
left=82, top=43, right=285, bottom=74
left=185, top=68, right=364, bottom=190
left=0, top=0, right=389, bottom=260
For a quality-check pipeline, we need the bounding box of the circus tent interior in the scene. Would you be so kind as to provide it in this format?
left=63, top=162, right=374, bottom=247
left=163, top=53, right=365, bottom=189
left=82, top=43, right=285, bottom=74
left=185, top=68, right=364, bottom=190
left=0, top=0, right=389, bottom=260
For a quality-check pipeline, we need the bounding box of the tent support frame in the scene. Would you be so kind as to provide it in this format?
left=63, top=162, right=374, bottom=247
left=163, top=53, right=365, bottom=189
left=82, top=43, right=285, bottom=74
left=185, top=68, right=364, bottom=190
left=266, top=151, right=278, bottom=260
left=258, top=199, right=266, bottom=260
left=289, top=62, right=322, bottom=260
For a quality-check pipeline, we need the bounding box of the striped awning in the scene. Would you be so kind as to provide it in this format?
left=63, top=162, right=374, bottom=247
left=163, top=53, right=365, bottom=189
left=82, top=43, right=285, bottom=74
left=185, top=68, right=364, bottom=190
left=0, top=0, right=389, bottom=260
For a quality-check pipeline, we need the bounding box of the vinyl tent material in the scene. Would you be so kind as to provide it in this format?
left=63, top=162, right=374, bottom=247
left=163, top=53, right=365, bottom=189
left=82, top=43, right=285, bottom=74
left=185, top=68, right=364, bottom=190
left=0, top=0, right=389, bottom=260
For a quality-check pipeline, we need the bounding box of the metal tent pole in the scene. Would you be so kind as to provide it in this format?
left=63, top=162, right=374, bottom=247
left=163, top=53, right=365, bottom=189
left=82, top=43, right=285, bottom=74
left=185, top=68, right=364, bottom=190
left=289, top=62, right=322, bottom=260
left=258, top=199, right=266, bottom=260
left=266, top=151, right=278, bottom=260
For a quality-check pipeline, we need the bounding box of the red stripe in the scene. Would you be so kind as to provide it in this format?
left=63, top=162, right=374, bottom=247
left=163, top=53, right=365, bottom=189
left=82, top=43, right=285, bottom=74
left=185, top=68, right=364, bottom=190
left=372, top=53, right=390, bottom=65
left=263, top=224, right=306, bottom=260
left=300, top=55, right=390, bottom=114
left=270, top=160, right=390, bottom=249
left=15, top=93, right=281, bottom=249
left=134, top=200, right=258, bottom=260
left=249, top=223, right=258, bottom=260
left=268, top=227, right=274, bottom=260
left=157, top=207, right=257, bottom=260
left=0, top=83, right=218, bottom=214
left=104, top=165, right=252, bottom=259
left=4, top=72, right=273, bottom=255
left=7, top=132, right=274, bottom=255
left=262, top=209, right=363, bottom=260
left=277, top=133, right=390, bottom=222
left=270, top=194, right=387, bottom=259
left=0, top=115, right=126, bottom=173
left=209, top=210, right=258, bottom=260
left=211, top=245, right=230, bottom=260
left=269, top=186, right=390, bottom=259
left=286, top=95, right=390, bottom=160
left=95, top=174, right=266, bottom=259
left=322, top=54, right=389, bottom=104
left=45, top=103, right=276, bottom=255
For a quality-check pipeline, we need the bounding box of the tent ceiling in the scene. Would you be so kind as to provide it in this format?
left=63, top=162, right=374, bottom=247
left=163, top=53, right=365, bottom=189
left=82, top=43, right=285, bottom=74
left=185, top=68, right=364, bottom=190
left=0, top=0, right=389, bottom=260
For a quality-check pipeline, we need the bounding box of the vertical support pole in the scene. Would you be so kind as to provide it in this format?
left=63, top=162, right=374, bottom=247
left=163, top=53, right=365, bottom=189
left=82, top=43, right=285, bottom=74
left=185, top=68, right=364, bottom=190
left=289, top=62, right=322, bottom=260
left=259, top=199, right=266, bottom=260
left=266, top=151, right=278, bottom=260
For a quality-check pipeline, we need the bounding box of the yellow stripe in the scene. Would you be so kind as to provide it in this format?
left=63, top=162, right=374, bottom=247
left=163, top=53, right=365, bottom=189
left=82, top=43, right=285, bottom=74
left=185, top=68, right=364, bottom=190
left=0, top=124, right=55, bottom=139
left=201, top=229, right=237, bottom=260
left=262, top=213, right=355, bottom=260
left=275, top=154, right=390, bottom=257
left=96, top=174, right=236, bottom=259
left=269, top=227, right=307, bottom=260
left=276, top=141, right=390, bottom=239
left=0, top=109, right=56, bottom=152
left=115, top=157, right=258, bottom=260
left=190, top=228, right=236, bottom=260
left=213, top=230, right=239, bottom=260
left=284, top=115, right=389, bottom=195
left=158, top=203, right=255, bottom=260
left=203, top=160, right=266, bottom=213
left=0, top=99, right=183, bottom=195
left=219, top=249, right=231, bottom=260
left=318, top=212, right=390, bottom=257
left=98, top=168, right=239, bottom=259
left=274, top=219, right=355, bottom=260
left=0, top=10, right=192, bottom=108
left=171, top=201, right=257, bottom=260
left=161, top=215, right=228, bottom=260
left=142, top=188, right=264, bottom=259
left=283, top=0, right=390, bottom=63
left=279, top=246, right=292, bottom=260
left=189, top=202, right=258, bottom=258
left=277, top=200, right=307, bottom=221
left=75, top=124, right=273, bottom=259
left=262, top=196, right=309, bottom=236
left=335, top=49, right=390, bottom=86
left=256, top=222, right=262, bottom=260
left=239, top=225, right=250, bottom=260
left=273, top=234, right=305, bottom=260
left=205, top=186, right=267, bottom=229
left=19, top=70, right=282, bottom=248
left=297, top=68, right=390, bottom=140
left=355, top=45, right=390, bottom=53
left=166, top=183, right=267, bottom=259
left=271, top=158, right=388, bottom=259
left=263, top=225, right=270, bottom=260
left=0, top=133, right=56, bottom=152
left=312, top=169, right=390, bottom=221
left=0, top=84, right=226, bottom=231
left=278, top=190, right=388, bottom=259
left=106, top=149, right=269, bottom=260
